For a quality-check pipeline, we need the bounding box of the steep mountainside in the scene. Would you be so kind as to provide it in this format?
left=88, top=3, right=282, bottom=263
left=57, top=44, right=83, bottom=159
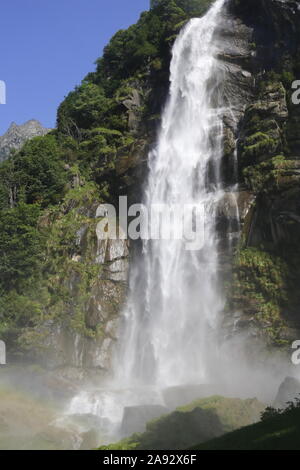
left=0, top=0, right=300, bottom=378
left=0, top=120, right=50, bottom=162
left=0, top=0, right=214, bottom=375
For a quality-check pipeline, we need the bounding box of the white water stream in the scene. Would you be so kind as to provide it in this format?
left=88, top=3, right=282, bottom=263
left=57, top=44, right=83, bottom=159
left=116, top=0, right=227, bottom=388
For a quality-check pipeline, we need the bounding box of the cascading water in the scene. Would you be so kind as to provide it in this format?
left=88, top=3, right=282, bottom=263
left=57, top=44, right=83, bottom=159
left=3, top=0, right=298, bottom=451
left=115, top=0, right=227, bottom=389
left=67, top=0, right=242, bottom=444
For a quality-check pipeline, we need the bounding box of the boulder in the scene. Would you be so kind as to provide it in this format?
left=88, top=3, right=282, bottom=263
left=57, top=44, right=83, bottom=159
left=101, top=395, right=265, bottom=450
left=121, top=405, right=170, bottom=436
left=274, top=377, right=300, bottom=408
left=162, top=384, right=224, bottom=409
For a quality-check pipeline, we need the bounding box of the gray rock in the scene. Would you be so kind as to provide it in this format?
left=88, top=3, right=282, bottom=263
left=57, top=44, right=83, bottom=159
left=122, top=89, right=142, bottom=132
left=274, top=377, right=300, bottom=408
left=162, top=384, right=224, bottom=410
left=0, top=119, right=51, bottom=162
left=121, top=405, right=170, bottom=436
left=106, top=239, right=129, bottom=262
left=105, top=259, right=129, bottom=282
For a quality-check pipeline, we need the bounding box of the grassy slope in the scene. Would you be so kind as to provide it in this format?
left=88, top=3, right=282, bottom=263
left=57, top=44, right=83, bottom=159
left=192, top=408, right=300, bottom=450
left=99, top=396, right=264, bottom=450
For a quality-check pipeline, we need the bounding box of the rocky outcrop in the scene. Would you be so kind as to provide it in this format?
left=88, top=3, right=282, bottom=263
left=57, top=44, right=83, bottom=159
left=274, top=376, right=300, bottom=408
left=207, top=8, right=256, bottom=268
left=121, top=405, right=170, bottom=436
left=162, top=384, right=225, bottom=409
left=0, top=120, right=50, bottom=162
left=14, top=186, right=129, bottom=374
left=221, top=0, right=300, bottom=346
left=100, top=395, right=265, bottom=450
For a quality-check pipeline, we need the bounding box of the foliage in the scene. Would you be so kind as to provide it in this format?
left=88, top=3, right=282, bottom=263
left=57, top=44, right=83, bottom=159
left=193, top=396, right=300, bottom=450
left=261, top=394, right=300, bottom=421
left=0, top=0, right=216, bottom=356
left=0, top=203, right=44, bottom=291
left=229, top=247, right=289, bottom=344
left=193, top=406, right=300, bottom=450
left=56, top=0, right=209, bottom=139
left=151, top=0, right=213, bottom=16
left=0, top=134, right=67, bottom=208
left=98, top=396, right=264, bottom=450
left=57, top=83, right=112, bottom=134
left=260, top=406, right=283, bottom=421
left=242, top=132, right=278, bottom=162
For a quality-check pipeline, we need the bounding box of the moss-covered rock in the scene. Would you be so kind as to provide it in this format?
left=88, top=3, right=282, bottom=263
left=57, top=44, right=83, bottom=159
left=286, top=116, right=300, bottom=155
left=5, top=183, right=128, bottom=370
left=227, top=0, right=300, bottom=347
left=99, top=395, right=265, bottom=450
left=227, top=247, right=290, bottom=345
left=239, top=82, right=287, bottom=168
left=242, top=155, right=300, bottom=194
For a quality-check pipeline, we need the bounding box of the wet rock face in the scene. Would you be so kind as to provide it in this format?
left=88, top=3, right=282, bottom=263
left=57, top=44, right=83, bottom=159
left=26, top=202, right=129, bottom=373
left=217, top=11, right=255, bottom=183
left=239, top=82, right=288, bottom=170
left=0, top=120, right=50, bottom=162
left=224, top=0, right=300, bottom=344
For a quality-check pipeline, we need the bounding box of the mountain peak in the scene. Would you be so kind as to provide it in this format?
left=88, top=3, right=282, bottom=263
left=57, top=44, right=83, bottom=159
left=0, top=120, right=51, bottom=162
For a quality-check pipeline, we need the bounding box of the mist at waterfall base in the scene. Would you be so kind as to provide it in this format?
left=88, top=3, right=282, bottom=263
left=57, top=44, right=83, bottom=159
left=1, top=0, right=298, bottom=450
left=66, top=0, right=298, bottom=446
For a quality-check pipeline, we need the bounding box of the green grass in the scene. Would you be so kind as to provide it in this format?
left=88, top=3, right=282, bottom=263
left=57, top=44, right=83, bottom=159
left=192, top=407, right=300, bottom=450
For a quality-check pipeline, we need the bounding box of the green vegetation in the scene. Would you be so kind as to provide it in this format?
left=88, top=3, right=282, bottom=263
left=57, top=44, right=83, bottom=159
left=239, top=82, right=286, bottom=169
left=151, top=0, right=213, bottom=16
left=99, top=396, right=264, bottom=450
left=193, top=400, right=300, bottom=450
left=234, top=53, right=300, bottom=343
left=243, top=155, right=286, bottom=193
left=242, top=132, right=279, bottom=162
left=0, top=134, right=67, bottom=209
left=261, top=394, right=300, bottom=421
left=0, top=182, right=105, bottom=353
left=57, top=0, right=213, bottom=139
left=0, top=203, right=44, bottom=291
left=0, top=0, right=213, bottom=358
left=228, top=247, right=290, bottom=345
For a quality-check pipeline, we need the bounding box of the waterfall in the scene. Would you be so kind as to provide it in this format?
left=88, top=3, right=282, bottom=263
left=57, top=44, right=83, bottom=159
left=115, top=0, right=227, bottom=389
left=67, top=0, right=240, bottom=444
left=66, top=1, right=292, bottom=445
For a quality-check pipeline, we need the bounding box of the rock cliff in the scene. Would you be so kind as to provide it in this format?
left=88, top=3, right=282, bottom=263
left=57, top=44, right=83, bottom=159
left=224, top=0, right=300, bottom=346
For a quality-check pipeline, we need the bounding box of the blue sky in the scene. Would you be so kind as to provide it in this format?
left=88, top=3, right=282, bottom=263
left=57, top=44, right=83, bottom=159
left=0, top=0, right=149, bottom=135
